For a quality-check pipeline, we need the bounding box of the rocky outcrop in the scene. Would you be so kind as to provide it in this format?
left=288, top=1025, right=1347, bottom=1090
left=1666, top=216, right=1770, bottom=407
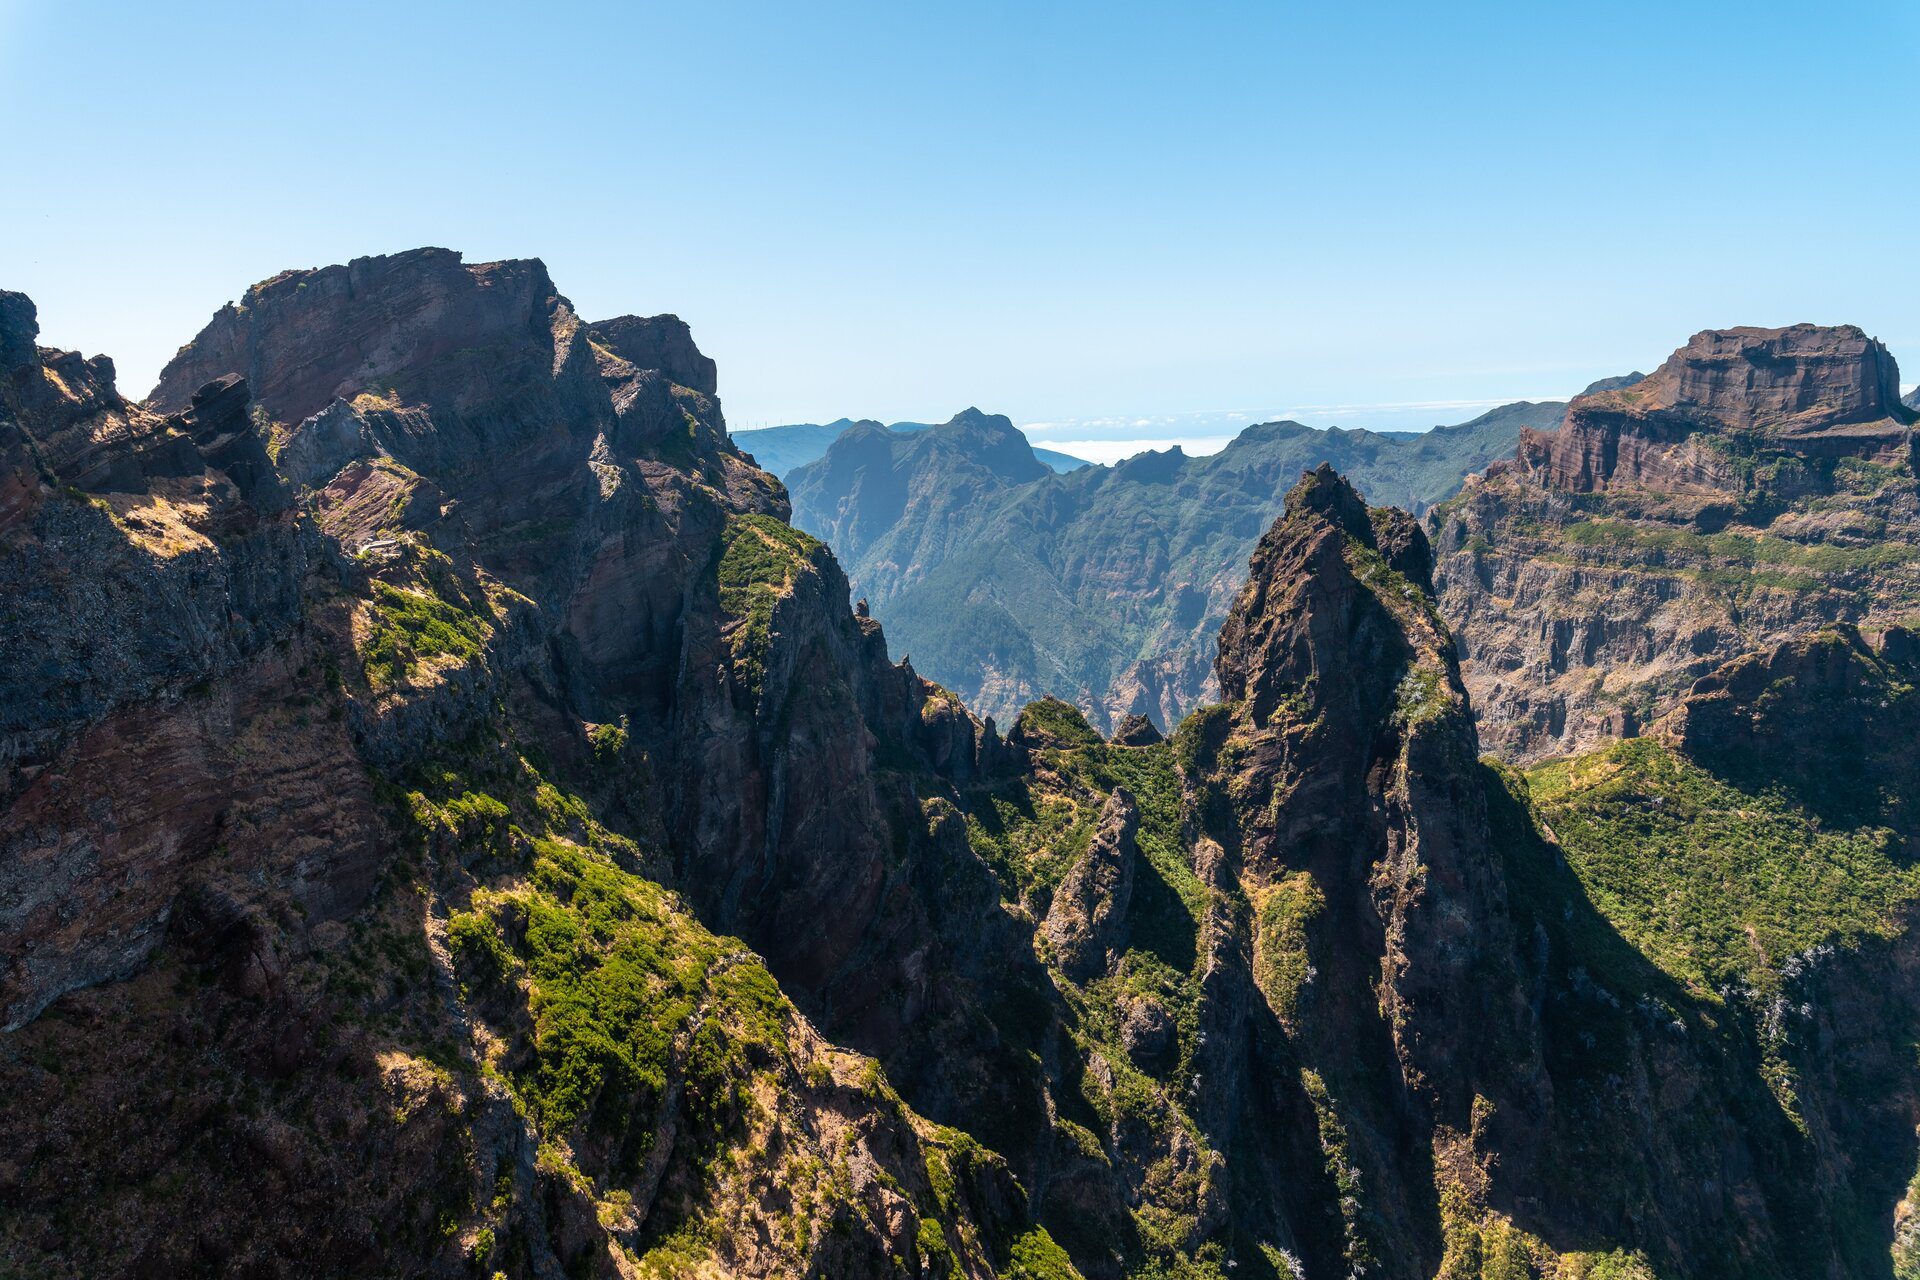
left=1210, top=468, right=1547, bottom=1206
left=1605, top=324, right=1903, bottom=438
left=1434, top=322, right=1920, bottom=761
left=0, top=292, right=331, bottom=1030
left=1041, top=788, right=1137, bottom=980
left=1108, top=713, right=1162, bottom=745
left=1664, top=623, right=1920, bottom=830
left=586, top=312, right=718, bottom=396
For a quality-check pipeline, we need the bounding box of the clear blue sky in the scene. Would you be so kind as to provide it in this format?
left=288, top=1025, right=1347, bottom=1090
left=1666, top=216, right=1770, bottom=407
left=3, top=0, right=1916, bottom=451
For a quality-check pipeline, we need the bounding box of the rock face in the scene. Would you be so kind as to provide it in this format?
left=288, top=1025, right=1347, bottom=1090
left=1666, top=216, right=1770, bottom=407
left=2, top=253, right=1029, bottom=1279
left=1664, top=622, right=1920, bottom=830
left=1041, top=788, right=1138, bottom=980
left=585, top=312, right=718, bottom=397
left=1108, top=712, right=1162, bottom=746
left=0, top=290, right=336, bottom=1032
left=1433, top=322, right=1920, bottom=761
left=788, top=398, right=1566, bottom=734
left=13, top=254, right=1920, bottom=1280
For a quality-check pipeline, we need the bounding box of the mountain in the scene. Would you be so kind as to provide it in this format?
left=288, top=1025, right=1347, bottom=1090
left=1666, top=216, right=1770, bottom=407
left=12, top=253, right=1920, bottom=1279
left=1432, top=323, right=1920, bottom=761
left=787, top=398, right=1567, bottom=733
left=1, top=254, right=1595, bottom=1277
left=4, top=251, right=1035, bottom=1277
left=733, top=416, right=1089, bottom=478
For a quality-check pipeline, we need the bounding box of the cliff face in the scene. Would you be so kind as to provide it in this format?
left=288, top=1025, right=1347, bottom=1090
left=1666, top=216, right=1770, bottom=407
left=1433, top=323, right=1920, bottom=761
left=11, top=254, right=1920, bottom=1280
left=787, top=401, right=1563, bottom=735
left=3, top=252, right=1036, bottom=1279
left=0, top=290, right=329, bottom=1033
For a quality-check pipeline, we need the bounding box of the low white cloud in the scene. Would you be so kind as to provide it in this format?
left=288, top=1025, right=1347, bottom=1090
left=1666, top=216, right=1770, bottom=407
left=1023, top=391, right=1580, bottom=466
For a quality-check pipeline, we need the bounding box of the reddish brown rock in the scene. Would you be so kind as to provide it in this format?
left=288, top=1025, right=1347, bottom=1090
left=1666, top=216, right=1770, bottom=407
left=1434, top=322, right=1920, bottom=761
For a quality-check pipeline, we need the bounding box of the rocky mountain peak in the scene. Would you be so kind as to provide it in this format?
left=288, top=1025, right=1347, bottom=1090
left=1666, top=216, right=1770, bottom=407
left=1580, top=322, right=1907, bottom=436
left=932, top=407, right=1047, bottom=477
left=586, top=312, right=718, bottom=395
left=1, top=288, right=39, bottom=375
left=1217, top=465, right=1447, bottom=731
left=1282, top=460, right=1373, bottom=540
left=149, top=247, right=569, bottom=424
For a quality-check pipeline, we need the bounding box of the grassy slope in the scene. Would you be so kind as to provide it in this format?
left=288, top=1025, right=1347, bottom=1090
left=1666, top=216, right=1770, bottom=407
left=1526, top=737, right=1920, bottom=999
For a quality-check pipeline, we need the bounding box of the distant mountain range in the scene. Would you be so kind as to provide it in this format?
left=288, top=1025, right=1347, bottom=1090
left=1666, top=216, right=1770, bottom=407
left=785, top=393, right=1596, bottom=732
left=733, top=417, right=1090, bottom=478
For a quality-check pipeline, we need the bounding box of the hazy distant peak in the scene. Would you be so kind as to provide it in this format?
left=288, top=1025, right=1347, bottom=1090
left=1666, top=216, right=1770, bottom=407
left=1579, top=371, right=1647, bottom=396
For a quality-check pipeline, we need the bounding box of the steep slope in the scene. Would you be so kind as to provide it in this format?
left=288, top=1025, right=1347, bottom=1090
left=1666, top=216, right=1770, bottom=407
left=1432, top=323, right=1920, bottom=761
left=733, top=417, right=1086, bottom=478
left=788, top=399, right=1566, bottom=733
left=949, top=466, right=1920, bottom=1278
left=2, top=251, right=1050, bottom=1278
left=1515, top=624, right=1920, bottom=1278
left=4, top=255, right=1584, bottom=1280
left=14, top=253, right=1920, bottom=1280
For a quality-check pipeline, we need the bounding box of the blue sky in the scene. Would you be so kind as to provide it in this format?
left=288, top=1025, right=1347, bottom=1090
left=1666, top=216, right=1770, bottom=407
left=3, top=1, right=1916, bottom=457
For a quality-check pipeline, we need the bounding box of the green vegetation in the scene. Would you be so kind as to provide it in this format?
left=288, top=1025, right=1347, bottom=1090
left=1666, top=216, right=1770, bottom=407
left=1012, top=696, right=1104, bottom=748
left=916, top=1216, right=957, bottom=1273
left=1170, top=703, right=1233, bottom=776
left=1393, top=663, right=1453, bottom=728
left=362, top=567, right=492, bottom=690
left=1252, top=872, right=1323, bottom=1022
left=587, top=719, right=629, bottom=767
left=966, top=737, right=1202, bottom=959
left=1301, top=1069, right=1376, bottom=1277
left=1346, top=537, right=1446, bottom=631
left=1832, top=455, right=1908, bottom=496
left=1894, top=1164, right=1920, bottom=1279
left=1560, top=517, right=1920, bottom=579
left=1526, top=738, right=1920, bottom=997
left=1436, top=1186, right=1541, bottom=1280
left=714, top=512, right=822, bottom=698
left=964, top=784, right=1094, bottom=902
left=415, top=754, right=791, bottom=1142
left=390, top=732, right=1024, bottom=1275
left=1007, top=1226, right=1085, bottom=1280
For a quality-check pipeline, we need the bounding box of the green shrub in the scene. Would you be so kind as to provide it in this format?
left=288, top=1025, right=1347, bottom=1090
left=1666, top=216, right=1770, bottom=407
left=588, top=720, right=629, bottom=766
left=715, top=514, right=822, bottom=697
left=1011, top=696, right=1103, bottom=748
left=1526, top=737, right=1920, bottom=995
left=362, top=579, right=489, bottom=689
left=1007, top=1227, right=1084, bottom=1280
